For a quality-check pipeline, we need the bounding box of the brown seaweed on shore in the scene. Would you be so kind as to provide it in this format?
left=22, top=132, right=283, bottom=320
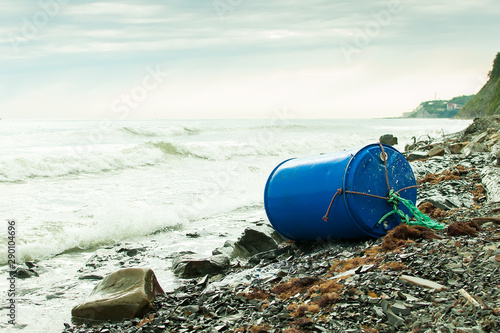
left=381, top=224, right=442, bottom=251
left=418, top=201, right=448, bottom=218
left=418, top=165, right=469, bottom=185
left=328, top=255, right=381, bottom=274
left=446, top=221, right=480, bottom=237
left=472, top=184, right=486, bottom=200
left=261, top=276, right=345, bottom=323
left=238, top=288, right=271, bottom=301
left=233, top=324, right=273, bottom=333
left=271, top=276, right=321, bottom=300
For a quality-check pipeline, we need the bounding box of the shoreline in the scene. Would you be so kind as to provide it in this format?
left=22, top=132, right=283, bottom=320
left=60, top=117, right=500, bottom=333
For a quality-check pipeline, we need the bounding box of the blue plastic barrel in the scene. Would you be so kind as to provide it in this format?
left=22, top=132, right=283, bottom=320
left=264, top=143, right=417, bottom=240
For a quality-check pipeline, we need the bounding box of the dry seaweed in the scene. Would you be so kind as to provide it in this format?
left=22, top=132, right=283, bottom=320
left=447, top=222, right=479, bottom=237
left=472, top=184, right=486, bottom=202
left=238, top=288, right=270, bottom=301
left=328, top=256, right=380, bottom=274
left=271, top=276, right=321, bottom=300
left=381, top=224, right=441, bottom=251
left=418, top=167, right=464, bottom=185
left=418, top=201, right=448, bottom=218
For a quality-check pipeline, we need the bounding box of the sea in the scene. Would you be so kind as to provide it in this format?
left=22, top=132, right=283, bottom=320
left=0, top=117, right=472, bottom=332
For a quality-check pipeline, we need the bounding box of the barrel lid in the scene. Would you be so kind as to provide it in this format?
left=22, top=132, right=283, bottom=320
left=343, top=144, right=417, bottom=238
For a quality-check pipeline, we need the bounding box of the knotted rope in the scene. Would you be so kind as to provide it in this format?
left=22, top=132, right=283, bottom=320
left=378, top=189, right=444, bottom=230
left=323, top=143, right=445, bottom=230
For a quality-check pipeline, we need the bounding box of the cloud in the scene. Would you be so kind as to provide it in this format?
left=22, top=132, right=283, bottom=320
left=1, top=0, right=499, bottom=119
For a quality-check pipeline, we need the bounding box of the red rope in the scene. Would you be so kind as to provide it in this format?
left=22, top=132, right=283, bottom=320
left=397, top=184, right=420, bottom=194
left=345, top=190, right=388, bottom=200
left=323, top=189, right=390, bottom=222
left=322, top=188, right=343, bottom=222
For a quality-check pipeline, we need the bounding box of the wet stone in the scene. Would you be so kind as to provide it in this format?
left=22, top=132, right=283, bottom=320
left=450, top=143, right=465, bottom=154
left=391, top=301, right=412, bottom=316
left=428, top=146, right=445, bottom=157
left=382, top=300, right=405, bottom=327
left=407, top=151, right=428, bottom=162
left=380, top=134, right=398, bottom=146
left=172, top=253, right=230, bottom=278
left=78, top=274, right=104, bottom=280
left=12, top=267, right=38, bottom=279
left=425, top=195, right=461, bottom=210
left=231, top=228, right=279, bottom=258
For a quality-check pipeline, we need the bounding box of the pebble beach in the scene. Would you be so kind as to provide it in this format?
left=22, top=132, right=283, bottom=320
left=59, top=117, right=500, bottom=333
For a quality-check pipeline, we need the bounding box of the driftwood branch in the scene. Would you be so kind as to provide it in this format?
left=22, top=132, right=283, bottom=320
left=471, top=217, right=500, bottom=225
left=458, top=289, right=482, bottom=308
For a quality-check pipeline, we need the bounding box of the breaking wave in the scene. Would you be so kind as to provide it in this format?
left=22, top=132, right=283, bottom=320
left=119, top=125, right=202, bottom=138
left=0, top=131, right=365, bottom=182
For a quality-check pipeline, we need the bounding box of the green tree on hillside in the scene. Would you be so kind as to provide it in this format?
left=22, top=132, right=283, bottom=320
left=456, top=52, right=500, bottom=118
left=488, top=52, right=500, bottom=80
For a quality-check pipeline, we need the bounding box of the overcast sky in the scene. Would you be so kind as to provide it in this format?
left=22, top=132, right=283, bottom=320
left=1, top=0, right=499, bottom=119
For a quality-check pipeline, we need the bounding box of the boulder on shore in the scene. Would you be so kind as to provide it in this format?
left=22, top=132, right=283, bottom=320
left=231, top=228, right=280, bottom=258
left=71, top=268, right=164, bottom=323
left=428, top=146, right=445, bottom=157
left=406, top=151, right=428, bottom=162
left=172, top=253, right=230, bottom=278
left=379, top=134, right=398, bottom=146
left=449, top=143, right=466, bottom=154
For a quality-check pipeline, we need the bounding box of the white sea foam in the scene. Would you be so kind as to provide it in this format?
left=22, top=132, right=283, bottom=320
left=119, top=125, right=202, bottom=137
left=0, top=158, right=266, bottom=264
left=0, top=144, right=165, bottom=182
left=4, top=204, right=183, bottom=264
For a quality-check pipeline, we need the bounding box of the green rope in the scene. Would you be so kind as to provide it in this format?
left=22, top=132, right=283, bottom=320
left=377, top=190, right=445, bottom=230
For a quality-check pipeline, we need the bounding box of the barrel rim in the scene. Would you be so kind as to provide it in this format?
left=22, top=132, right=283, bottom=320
left=341, top=143, right=416, bottom=238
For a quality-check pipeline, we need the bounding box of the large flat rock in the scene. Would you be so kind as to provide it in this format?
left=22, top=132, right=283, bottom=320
left=72, top=268, right=164, bottom=323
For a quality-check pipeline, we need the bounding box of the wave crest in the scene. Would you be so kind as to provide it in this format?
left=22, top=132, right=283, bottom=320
left=0, top=145, right=165, bottom=182
left=120, top=125, right=201, bottom=138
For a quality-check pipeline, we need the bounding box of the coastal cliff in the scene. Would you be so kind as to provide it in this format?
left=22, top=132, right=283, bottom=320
left=456, top=52, right=500, bottom=118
